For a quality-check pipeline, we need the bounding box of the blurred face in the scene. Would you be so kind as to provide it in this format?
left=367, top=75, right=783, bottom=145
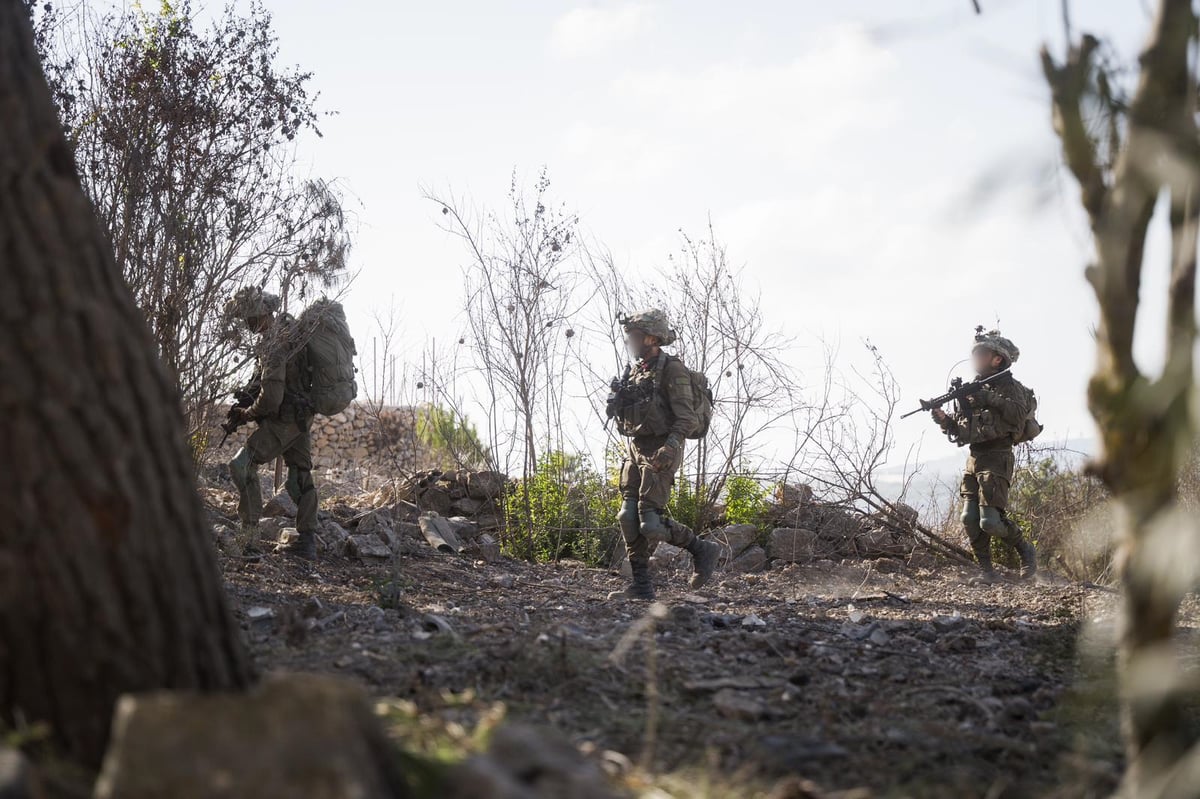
left=625, top=329, right=659, bottom=359
left=972, top=347, right=1004, bottom=376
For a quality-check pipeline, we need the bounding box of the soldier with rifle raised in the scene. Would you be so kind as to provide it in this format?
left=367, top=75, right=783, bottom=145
left=915, top=327, right=1042, bottom=583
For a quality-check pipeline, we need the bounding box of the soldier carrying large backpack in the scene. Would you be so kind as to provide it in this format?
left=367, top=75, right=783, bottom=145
left=606, top=309, right=720, bottom=600
left=223, top=287, right=357, bottom=560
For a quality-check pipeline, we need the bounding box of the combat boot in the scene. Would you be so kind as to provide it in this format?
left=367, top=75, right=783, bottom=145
left=968, top=539, right=996, bottom=586
left=278, top=530, right=317, bottom=561
left=686, top=537, right=721, bottom=589
left=624, top=558, right=656, bottom=600
left=1015, top=537, right=1038, bottom=580
left=639, top=508, right=669, bottom=542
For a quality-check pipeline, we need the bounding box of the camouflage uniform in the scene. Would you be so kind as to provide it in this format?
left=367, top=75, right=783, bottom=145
left=609, top=310, right=719, bottom=598
left=225, top=289, right=318, bottom=559
left=617, top=353, right=698, bottom=544
left=937, top=330, right=1038, bottom=579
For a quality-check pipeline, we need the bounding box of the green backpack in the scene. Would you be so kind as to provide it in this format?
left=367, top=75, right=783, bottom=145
left=1013, top=384, right=1043, bottom=444
left=659, top=354, right=713, bottom=440
left=685, top=366, right=714, bottom=440
left=297, top=299, right=358, bottom=416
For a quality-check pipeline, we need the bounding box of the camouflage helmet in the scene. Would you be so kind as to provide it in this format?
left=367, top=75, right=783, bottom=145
left=224, top=286, right=281, bottom=323
left=622, top=308, right=677, bottom=346
left=972, top=326, right=1020, bottom=364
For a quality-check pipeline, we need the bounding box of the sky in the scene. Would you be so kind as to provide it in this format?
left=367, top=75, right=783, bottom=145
left=246, top=0, right=1165, bottom=468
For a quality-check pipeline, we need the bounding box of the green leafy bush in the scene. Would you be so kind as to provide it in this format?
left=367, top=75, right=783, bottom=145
left=723, top=472, right=771, bottom=527
left=504, top=451, right=620, bottom=564
left=671, top=471, right=770, bottom=532
left=1004, top=456, right=1113, bottom=580
left=416, top=404, right=490, bottom=469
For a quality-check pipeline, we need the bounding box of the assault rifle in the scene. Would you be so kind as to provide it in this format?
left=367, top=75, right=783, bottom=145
left=900, top=368, right=1011, bottom=420
left=218, top=384, right=260, bottom=447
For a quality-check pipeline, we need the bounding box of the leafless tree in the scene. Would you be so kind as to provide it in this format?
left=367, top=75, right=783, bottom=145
left=31, top=1, right=351, bottom=447
left=1041, top=0, right=1200, bottom=790
left=426, top=171, right=581, bottom=554
left=790, top=342, right=974, bottom=563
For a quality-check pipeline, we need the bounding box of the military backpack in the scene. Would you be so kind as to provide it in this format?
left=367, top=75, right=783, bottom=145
left=296, top=299, right=358, bottom=416
left=1012, top=384, right=1043, bottom=444
left=685, top=366, right=714, bottom=440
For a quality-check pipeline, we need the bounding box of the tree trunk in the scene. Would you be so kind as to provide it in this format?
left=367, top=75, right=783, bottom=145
left=1042, top=0, right=1200, bottom=791
left=0, top=1, right=253, bottom=769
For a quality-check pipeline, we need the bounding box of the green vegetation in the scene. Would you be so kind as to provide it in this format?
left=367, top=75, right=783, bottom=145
left=1005, top=456, right=1112, bottom=580
left=416, top=404, right=490, bottom=470
left=503, top=451, right=621, bottom=564
left=723, top=472, right=772, bottom=527
left=672, top=471, right=772, bottom=532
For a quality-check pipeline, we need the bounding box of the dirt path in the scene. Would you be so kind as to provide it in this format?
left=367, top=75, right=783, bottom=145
left=216, top=538, right=1179, bottom=798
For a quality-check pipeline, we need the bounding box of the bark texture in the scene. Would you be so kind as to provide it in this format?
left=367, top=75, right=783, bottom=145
left=1042, top=0, right=1200, bottom=792
left=0, top=1, right=252, bottom=768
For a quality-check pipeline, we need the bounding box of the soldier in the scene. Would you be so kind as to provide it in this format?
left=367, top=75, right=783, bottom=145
left=932, top=328, right=1038, bottom=582
left=224, top=287, right=318, bottom=560
left=607, top=310, right=720, bottom=599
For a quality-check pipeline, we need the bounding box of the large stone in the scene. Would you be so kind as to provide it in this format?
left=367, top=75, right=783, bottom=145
left=729, top=545, right=768, bottom=573
left=649, top=542, right=688, bottom=570
left=888, top=502, right=920, bottom=528
left=319, top=519, right=350, bottom=552
left=451, top=496, right=484, bottom=516
left=715, top=524, right=758, bottom=560
left=211, top=524, right=238, bottom=552
left=396, top=522, right=424, bottom=541
left=444, top=724, right=619, bottom=799
left=357, top=509, right=395, bottom=542
left=465, top=533, right=502, bottom=564
left=262, top=490, right=297, bottom=519
left=767, top=528, right=819, bottom=563
left=814, top=508, right=866, bottom=543
left=467, top=470, right=508, bottom=500
left=419, top=486, right=453, bottom=516
left=0, top=747, right=39, bottom=799
left=257, top=517, right=287, bottom=542
left=775, top=483, right=815, bottom=508
left=713, top=689, right=770, bottom=722
left=94, top=675, right=407, bottom=799
left=346, top=535, right=392, bottom=560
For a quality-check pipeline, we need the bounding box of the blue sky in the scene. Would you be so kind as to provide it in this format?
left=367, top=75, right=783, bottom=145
left=251, top=0, right=1162, bottom=465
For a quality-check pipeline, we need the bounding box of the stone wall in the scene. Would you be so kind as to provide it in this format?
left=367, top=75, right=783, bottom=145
left=211, top=403, right=426, bottom=473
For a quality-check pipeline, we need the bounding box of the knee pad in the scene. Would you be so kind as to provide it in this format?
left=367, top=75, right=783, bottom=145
left=960, top=499, right=980, bottom=527
left=979, top=506, right=1005, bottom=536
left=617, top=499, right=639, bottom=541
left=229, top=448, right=254, bottom=488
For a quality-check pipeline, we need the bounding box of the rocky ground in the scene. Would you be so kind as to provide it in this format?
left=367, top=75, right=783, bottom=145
left=203, top=478, right=1198, bottom=799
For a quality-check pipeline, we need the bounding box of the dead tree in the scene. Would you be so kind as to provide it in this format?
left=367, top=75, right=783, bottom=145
left=0, top=1, right=252, bottom=768
left=1041, top=0, right=1199, bottom=791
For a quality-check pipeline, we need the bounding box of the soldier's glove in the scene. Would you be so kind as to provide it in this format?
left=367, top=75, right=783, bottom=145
left=605, top=392, right=621, bottom=419
left=650, top=435, right=683, bottom=472
left=229, top=407, right=253, bottom=424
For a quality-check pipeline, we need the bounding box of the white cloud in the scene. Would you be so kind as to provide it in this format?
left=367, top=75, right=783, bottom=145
left=549, top=3, right=655, bottom=58
left=560, top=25, right=898, bottom=185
